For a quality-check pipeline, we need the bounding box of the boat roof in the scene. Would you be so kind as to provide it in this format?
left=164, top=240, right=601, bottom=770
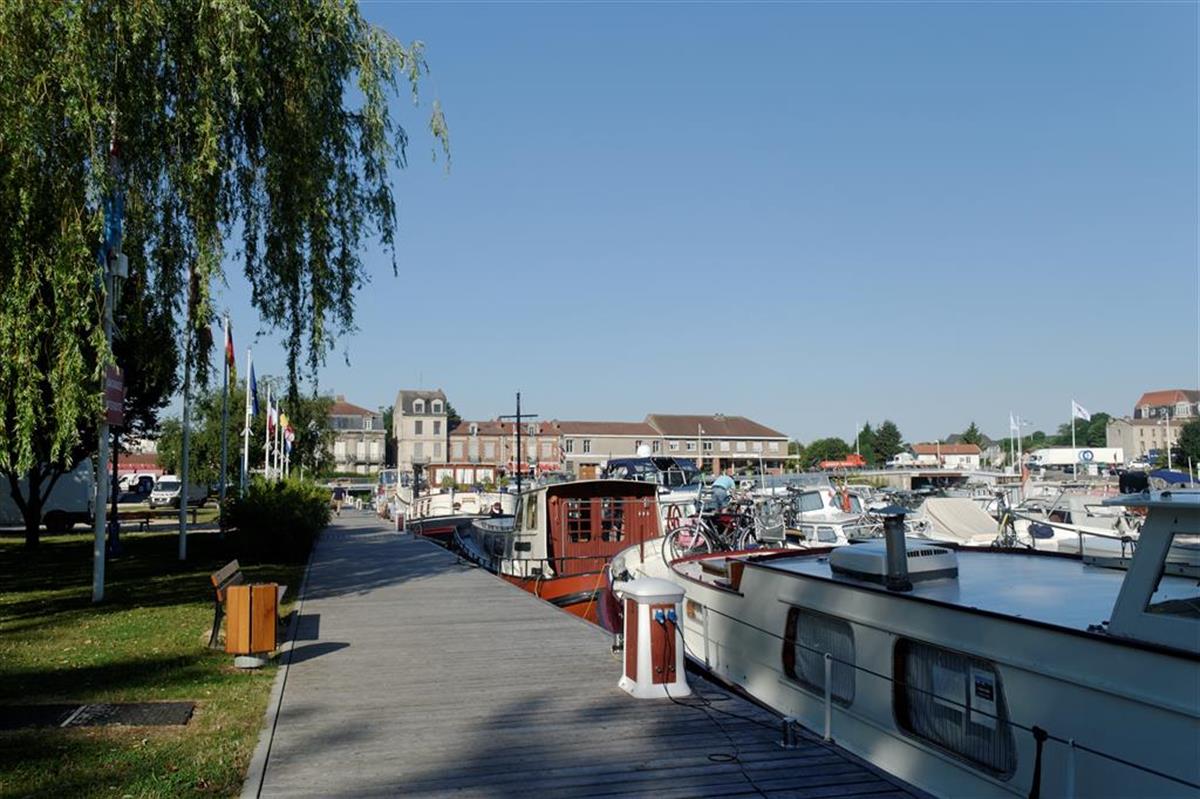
left=1102, top=489, right=1200, bottom=509
left=749, top=548, right=1198, bottom=637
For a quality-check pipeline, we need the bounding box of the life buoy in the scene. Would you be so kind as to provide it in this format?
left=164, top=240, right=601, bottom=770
left=840, top=488, right=851, bottom=513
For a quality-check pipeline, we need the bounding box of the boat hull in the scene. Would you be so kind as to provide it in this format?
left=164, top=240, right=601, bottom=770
left=500, top=571, right=610, bottom=625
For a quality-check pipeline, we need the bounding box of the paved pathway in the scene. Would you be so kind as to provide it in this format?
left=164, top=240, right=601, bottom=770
left=243, top=513, right=924, bottom=799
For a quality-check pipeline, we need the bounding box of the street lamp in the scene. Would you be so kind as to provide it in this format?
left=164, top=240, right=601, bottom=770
left=1158, top=415, right=1173, bottom=470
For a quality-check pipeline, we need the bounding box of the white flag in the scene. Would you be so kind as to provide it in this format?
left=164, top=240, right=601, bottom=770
left=1071, top=400, right=1092, bottom=422
left=1009, top=412, right=1018, bottom=432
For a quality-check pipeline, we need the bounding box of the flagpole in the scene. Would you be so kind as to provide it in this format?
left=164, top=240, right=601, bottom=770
left=241, top=349, right=251, bottom=491
left=219, top=316, right=230, bottom=516
left=264, top=383, right=271, bottom=479
left=1071, top=401, right=1076, bottom=454
left=275, top=407, right=282, bottom=480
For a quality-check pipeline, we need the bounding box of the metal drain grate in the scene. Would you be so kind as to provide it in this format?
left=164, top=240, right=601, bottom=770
left=0, top=702, right=194, bottom=729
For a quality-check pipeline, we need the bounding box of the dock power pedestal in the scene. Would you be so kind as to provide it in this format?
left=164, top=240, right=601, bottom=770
left=616, top=577, right=691, bottom=699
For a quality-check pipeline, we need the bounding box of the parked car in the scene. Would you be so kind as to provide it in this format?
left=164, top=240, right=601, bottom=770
left=148, top=475, right=208, bottom=508
left=117, top=474, right=156, bottom=504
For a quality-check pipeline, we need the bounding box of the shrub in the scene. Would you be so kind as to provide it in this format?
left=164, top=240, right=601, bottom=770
left=226, top=478, right=331, bottom=563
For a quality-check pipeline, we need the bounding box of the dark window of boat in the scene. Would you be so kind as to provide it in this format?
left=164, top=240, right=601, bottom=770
left=893, top=639, right=1016, bottom=779
left=1145, top=532, right=1200, bottom=618
left=599, top=498, right=625, bottom=542
left=781, top=607, right=854, bottom=706
left=564, top=499, right=592, bottom=543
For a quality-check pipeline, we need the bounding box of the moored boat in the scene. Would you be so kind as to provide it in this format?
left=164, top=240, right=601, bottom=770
left=457, top=479, right=662, bottom=625
left=611, top=493, right=1200, bottom=798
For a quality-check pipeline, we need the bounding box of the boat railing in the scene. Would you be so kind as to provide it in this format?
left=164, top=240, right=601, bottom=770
left=497, top=553, right=616, bottom=579
left=683, top=600, right=1200, bottom=796
left=1010, top=509, right=1139, bottom=557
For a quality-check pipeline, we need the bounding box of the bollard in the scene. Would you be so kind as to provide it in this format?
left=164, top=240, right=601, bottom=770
left=823, top=652, right=833, bottom=741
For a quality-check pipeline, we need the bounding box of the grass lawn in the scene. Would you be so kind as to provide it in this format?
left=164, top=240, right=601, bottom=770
left=0, top=528, right=306, bottom=798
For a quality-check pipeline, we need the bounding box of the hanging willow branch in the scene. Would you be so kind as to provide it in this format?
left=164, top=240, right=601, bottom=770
left=0, top=0, right=448, bottom=480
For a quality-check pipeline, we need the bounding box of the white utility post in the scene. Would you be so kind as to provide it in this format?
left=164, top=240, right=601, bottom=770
left=178, top=262, right=193, bottom=561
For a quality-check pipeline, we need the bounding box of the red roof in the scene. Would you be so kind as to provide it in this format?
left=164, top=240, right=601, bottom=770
left=1136, top=389, right=1200, bottom=408
left=645, top=414, right=787, bottom=439
left=912, top=443, right=981, bottom=456
left=331, top=400, right=377, bottom=417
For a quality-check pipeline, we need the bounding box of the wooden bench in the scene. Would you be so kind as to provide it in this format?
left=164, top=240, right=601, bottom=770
left=124, top=506, right=200, bottom=532
left=209, top=560, right=288, bottom=649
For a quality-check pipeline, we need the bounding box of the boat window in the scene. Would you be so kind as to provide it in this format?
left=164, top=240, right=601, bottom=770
left=893, top=639, right=1016, bottom=778
left=1145, top=532, right=1200, bottom=618
left=816, top=526, right=837, bottom=543
left=796, top=492, right=824, bottom=513
left=599, top=498, right=625, bottom=542
left=564, top=499, right=592, bottom=543
left=849, top=496, right=862, bottom=514
left=526, top=496, right=537, bottom=530
left=781, top=607, right=854, bottom=706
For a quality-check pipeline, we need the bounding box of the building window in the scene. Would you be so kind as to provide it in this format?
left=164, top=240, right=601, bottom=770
left=782, top=607, right=855, bottom=706
left=528, top=424, right=538, bottom=436
left=685, top=441, right=696, bottom=452
left=736, top=441, right=747, bottom=452
left=582, top=439, right=592, bottom=454
left=470, top=423, right=479, bottom=436
left=542, top=442, right=555, bottom=457
left=370, top=441, right=380, bottom=460
left=893, top=639, right=1016, bottom=778
left=432, top=400, right=443, bottom=414
left=703, top=441, right=713, bottom=452
left=565, top=439, right=575, bottom=453
left=364, top=417, right=373, bottom=431
left=651, top=440, right=661, bottom=453
left=720, top=441, right=730, bottom=452
left=769, top=442, right=780, bottom=452
left=414, top=399, right=425, bottom=414
left=434, top=442, right=442, bottom=459
left=434, top=420, right=442, bottom=436
left=634, top=440, right=643, bottom=450
left=414, top=420, right=423, bottom=436
left=334, top=441, right=346, bottom=460
left=484, top=442, right=496, bottom=459
left=753, top=441, right=763, bottom=452
left=668, top=440, right=680, bottom=452
left=413, top=442, right=424, bottom=460
left=452, top=441, right=464, bottom=460
left=356, top=441, right=367, bottom=460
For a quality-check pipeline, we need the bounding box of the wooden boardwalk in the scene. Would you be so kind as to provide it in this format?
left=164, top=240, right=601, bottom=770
left=243, top=513, right=926, bottom=799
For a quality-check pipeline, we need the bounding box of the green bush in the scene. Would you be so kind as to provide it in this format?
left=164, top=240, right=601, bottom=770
left=226, top=478, right=331, bottom=563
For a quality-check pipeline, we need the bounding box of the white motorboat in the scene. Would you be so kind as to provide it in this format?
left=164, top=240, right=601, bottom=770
left=610, top=492, right=1200, bottom=798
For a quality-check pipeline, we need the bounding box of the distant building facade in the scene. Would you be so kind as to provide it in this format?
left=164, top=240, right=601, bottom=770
left=1106, top=417, right=1182, bottom=461
left=329, top=397, right=385, bottom=474
left=910, top=443, right=982, bottom=470
left=1132, top=389, right=1200, bottom=420
left=393, top=389, right=449, bottom=475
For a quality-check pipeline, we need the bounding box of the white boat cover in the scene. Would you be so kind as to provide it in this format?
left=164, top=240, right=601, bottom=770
left=915, top=497, right=999, bottom=545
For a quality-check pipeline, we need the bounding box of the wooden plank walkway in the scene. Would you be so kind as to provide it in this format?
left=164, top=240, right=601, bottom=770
left=244, top=513, right=926, bottom=799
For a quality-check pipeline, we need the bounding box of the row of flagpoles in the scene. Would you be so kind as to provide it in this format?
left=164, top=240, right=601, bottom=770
left=213, top=320, right=296, bottom=505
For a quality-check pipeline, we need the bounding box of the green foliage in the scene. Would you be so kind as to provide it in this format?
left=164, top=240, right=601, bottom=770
left=959, top=422, right=984, bottom=447
left=855, top=423, right=877, bottom=467
left=226, top=478, right=331, bottom=563
left=873, top=420, right=905, bottom=462
left=1178, top=420, right=1200, bottom=468
left=803, top=437, right=851, bottom=469
left=0, top=2, right=447, bottom=542
left=158, top=379, right=333, bottom=485
left=1052, top=413, right=1109, bottom=447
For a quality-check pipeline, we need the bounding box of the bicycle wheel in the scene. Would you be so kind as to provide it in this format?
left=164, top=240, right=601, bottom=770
left=735, top=527, right=758, bottom=551
left=664, top=524, right=714, bottom=561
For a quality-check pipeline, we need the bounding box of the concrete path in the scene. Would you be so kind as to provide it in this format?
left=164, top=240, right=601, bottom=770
left=242, top=513, right=923, bottom=799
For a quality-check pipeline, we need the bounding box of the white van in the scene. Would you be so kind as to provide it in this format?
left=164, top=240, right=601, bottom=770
left=0, top=460, right=95, bottom=532
left=148, top=475, right=208, bottom=508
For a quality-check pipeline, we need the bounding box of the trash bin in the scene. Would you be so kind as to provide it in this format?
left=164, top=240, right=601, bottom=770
left=225, top=583, right=278, bottom=667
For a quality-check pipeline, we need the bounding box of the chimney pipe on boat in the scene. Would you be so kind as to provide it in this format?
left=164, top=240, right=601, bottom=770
left=876, top=505, right=912, bottom=593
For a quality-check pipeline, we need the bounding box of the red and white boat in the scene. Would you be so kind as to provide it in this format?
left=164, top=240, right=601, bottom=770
left=456, top=479, right=661, bottom=625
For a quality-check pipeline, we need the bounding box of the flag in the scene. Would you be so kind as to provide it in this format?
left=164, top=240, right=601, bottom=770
left=249, top=362, right=259, bottom=416
left=280, top=412, right=289, bottom=431
left=1009, top=412, right=1017, bottom=433
left=1071, top=400, right=1092, bottom=422
left=224, top=320, right=236, bottom=381
left=268, top=405, right=277, bottom=434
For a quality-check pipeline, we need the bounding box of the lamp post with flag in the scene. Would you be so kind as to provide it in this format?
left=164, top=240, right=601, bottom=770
left=219, top=317, right=234, bottom=521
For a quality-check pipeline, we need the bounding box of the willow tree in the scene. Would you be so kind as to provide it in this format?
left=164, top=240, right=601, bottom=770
left=0, top=1, right=447, bottom=545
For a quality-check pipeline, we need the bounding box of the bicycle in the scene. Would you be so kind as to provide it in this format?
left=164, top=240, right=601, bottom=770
left=662, top=493, right=779, bottom=561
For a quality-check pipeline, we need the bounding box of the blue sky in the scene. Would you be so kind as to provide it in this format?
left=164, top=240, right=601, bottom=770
left=213, top=1, right=1198, bottom=443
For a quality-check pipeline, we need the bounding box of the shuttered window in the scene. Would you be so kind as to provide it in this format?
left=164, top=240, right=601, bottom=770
left=893, top=640, right=1016, bottom=778
left=781, top=607, right=855, bottom=706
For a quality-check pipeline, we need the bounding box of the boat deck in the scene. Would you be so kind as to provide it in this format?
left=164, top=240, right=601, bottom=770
left=755, top=547, right=1199, bottom=632
left=244, top=513, right=928, bottom=798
